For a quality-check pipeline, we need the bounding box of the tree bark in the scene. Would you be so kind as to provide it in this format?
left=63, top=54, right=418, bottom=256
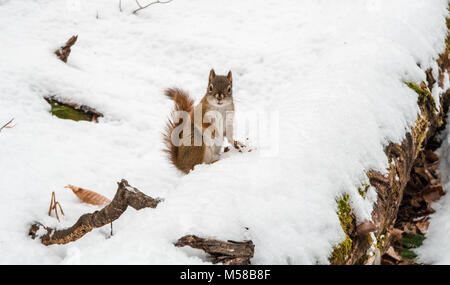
left=175, top=235, right=255, bottom=265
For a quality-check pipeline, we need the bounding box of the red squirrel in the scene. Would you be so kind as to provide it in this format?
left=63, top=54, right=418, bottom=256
left=163, top=69, right=235, bottom=173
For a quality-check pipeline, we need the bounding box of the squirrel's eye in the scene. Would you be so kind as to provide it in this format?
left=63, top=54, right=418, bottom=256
left=227, top=86, right=231, bottom=94
left=209, top=85, right=213, bottom=92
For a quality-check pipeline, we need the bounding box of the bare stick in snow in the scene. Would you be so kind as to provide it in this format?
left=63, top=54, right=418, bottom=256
left=133, top=0, right=173, bottom=15
left=48, top=191, right=65, bottom=223
left=175, top=235, right=255, bottom=265
left=54, top=35, right=78, bottom=63
left=29, top=179, right=161, bottom=245
left=0, top=118, right=14, bottom=133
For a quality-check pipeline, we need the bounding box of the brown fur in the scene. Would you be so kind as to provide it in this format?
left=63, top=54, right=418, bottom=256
left=163, top=69, right=234, bottom=174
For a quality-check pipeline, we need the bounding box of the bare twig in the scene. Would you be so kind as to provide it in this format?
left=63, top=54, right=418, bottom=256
left=0, top=118, right=14, bottom=133
left=48, top=192, right=65, bottom=222
left=133, top=0, right=173, bottom=14
left=29, top=179, right=161, bottom=245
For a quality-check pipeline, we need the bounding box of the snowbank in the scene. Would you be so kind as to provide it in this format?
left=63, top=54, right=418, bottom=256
left=0, top=0, right=448, bottom=264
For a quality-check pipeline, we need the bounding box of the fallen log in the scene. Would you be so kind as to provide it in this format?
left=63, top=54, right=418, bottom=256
left=175, top=235, right=254, bottom=265
left=332, top=13, right=450, bottom=264
left=44, top=96, right=103, bottom=122
left=29, top=179, right=161, bottom=245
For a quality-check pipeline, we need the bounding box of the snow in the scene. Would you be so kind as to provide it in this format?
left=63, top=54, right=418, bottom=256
left=0, top=0, right=448, bottom=264
left=417, top=114, right=450, bottom=264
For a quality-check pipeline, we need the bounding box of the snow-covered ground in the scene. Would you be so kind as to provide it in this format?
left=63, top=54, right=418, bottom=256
left=0, top=0, right=448, bottom=264
left=417, top=114, right=450, bottom=264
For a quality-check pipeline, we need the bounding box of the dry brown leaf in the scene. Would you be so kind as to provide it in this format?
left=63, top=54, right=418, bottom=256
left=385, top=246, right=402, bottom=261
left=420, top=81, right=428, bottom=90
left=381, top=258, right=396, bottom=265
left=65, top=185, right=111, bottom=206
left=414, top=167, right=429, bottom=182
left=425, top=150, right=439, bottom=163
left=428, top=161, right=440, bottom=172
left=423, top=191, right=441, bottom=204
left=402, top=223, right=418, bottom=235
left=422, top=184, right=444, bottom=204
left=416, top=220, right=430, bottom=234
left=389, top=228, right=404, bottom=243
left=410, top=196, right=422, bottom=208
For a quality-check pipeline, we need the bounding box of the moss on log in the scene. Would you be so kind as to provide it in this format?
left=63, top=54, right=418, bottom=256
left=330, top=14, right=450, bottom=264
left=45, top=97, right=103, bottom=122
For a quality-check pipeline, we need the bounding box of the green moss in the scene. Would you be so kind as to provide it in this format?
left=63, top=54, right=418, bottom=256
left=50, top=102, right=92, bottom=122
left=336, top=194, right=354, bottom=233
left=401, top=248, right=418, bottom=259
left=357, top=183, right=369, bottom=198
left=329, top=235, right=353, bottom=265
left=374, top=232, right=387, bottom=252
left=405, top=82, right=437, bottom=113
left=329, top=194, right=355, bottom=264
left=402, top=233, right=425, bottom=249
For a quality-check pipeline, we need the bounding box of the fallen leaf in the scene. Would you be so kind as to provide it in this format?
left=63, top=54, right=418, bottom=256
left=425, top=150, right=439, bottom=163
left=410, top=196, right=422, bottom=208
left=65, top=185, right=111, bottom=206
left=402, top=223, right=418, bottom=235
left=414, top=167, right=429, bottom=182
left=416, top=220, right=430, bottom=234
left=389, top=228, right=404, bottom=243
left=423, top=188, right=442, bottom=204
left=385, top=246, right=402, bottom=261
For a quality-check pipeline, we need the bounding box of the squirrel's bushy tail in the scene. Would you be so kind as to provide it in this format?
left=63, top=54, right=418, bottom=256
left=163, top=88, right=195, bottom=172
left=164, top=88, right=194, bottom=113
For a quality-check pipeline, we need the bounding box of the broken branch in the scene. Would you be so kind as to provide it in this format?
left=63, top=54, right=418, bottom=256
left=175, top=235, right=254, bottom=265
left=29, top=179, right=161, bottom=245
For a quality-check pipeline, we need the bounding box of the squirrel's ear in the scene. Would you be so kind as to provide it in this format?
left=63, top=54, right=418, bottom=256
left=209, top=69, right=216, bottom=81
left=227, top=70, right=232, bottom=81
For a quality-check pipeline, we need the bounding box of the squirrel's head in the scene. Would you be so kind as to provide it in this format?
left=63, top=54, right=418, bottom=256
left=206, top=69, right=233, bottom=107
